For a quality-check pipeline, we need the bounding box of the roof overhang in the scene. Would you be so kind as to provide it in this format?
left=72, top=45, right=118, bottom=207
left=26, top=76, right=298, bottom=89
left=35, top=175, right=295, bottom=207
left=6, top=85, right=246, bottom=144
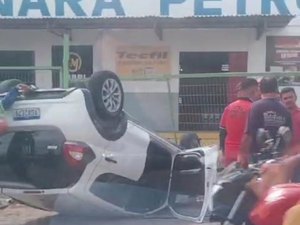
left=0, top=15, right=294, bottom=40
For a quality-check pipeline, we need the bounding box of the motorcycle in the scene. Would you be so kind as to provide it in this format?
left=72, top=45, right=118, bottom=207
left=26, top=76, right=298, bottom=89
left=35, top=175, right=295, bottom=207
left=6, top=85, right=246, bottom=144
left=209, top=126, right=292, bottom=225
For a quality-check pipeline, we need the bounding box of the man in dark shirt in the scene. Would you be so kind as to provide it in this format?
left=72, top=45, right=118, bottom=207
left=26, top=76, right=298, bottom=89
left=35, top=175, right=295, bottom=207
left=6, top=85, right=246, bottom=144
left=239, top=77, right=292, bottom=168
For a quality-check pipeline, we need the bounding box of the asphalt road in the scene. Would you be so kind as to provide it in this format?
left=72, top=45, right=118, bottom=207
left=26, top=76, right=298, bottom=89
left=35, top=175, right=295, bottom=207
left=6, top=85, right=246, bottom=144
left=0, top=204, right=220, bottom=225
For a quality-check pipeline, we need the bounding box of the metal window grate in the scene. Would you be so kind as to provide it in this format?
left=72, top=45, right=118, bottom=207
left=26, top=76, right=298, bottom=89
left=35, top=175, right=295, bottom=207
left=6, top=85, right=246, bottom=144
left=179, top=77, right=231, bottom=131
left=0, top=67, right=63, bottom=88
left=0, top=70, right=35, bottom=84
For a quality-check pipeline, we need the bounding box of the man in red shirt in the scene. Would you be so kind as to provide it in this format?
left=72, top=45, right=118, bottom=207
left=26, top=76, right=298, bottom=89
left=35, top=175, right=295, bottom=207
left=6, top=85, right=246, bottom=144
left=220, top=78, right=259, bottom=166
left=280, top=87, right=300, bottom=155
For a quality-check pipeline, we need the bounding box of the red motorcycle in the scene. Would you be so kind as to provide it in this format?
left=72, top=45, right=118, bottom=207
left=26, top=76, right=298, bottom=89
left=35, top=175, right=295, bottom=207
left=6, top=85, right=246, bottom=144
left=249, top=160, right=300, bottom=225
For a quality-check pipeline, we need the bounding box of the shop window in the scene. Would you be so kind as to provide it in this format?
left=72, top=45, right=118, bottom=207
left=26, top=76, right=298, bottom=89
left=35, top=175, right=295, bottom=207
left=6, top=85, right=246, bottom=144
left=179, top=52, right=247, bottom=131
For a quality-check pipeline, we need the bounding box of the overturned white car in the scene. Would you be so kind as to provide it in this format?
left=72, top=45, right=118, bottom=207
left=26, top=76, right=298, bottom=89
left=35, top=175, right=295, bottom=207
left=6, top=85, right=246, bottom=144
left=0, top=71, right=218, bottom=222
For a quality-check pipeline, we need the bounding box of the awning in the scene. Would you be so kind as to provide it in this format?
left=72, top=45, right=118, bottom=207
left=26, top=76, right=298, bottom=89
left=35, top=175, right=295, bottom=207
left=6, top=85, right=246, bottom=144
left=0, top=15, right=294, bottom=29
left=0, top=15, right=294, bottom=40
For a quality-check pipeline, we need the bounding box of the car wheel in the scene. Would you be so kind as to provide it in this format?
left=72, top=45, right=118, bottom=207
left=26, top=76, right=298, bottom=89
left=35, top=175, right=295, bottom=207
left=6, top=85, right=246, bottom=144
left=88, top=71, right=124, bottom=119
left=0, top=79, right=22, bottom=93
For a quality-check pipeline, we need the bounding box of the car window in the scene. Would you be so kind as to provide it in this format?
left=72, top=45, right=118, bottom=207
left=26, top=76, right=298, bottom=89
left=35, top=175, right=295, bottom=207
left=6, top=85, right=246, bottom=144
left=90, top=173, right=167, bottom=213
left=0, top=133, right=14, bottom=158
left=0, top=129, right=89, bottom=189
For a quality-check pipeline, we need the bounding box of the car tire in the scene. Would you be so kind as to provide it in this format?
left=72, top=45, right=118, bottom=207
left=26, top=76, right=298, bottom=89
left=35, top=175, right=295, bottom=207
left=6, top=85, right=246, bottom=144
left=0, top=79, right=22, bottom=93
left=88, top=71, right=124, bottom=119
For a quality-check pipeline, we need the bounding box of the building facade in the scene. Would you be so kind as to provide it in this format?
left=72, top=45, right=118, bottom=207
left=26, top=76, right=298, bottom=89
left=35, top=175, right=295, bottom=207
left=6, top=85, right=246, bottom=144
left=0, top=0, right=299, bottom=131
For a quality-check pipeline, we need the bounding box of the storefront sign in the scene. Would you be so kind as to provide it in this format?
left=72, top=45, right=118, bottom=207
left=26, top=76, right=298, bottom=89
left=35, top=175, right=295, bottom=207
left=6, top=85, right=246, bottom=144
left=0, top=0, right=298, bottom=18
left=59, top=46, right=92, bottom=80
left=116, top=46, right=171, bottom=76
left=52, top=45, right=93, bottom=86
left=266, top=36, right=300, bottom=86
left=266, top=37, right=300, bottom=73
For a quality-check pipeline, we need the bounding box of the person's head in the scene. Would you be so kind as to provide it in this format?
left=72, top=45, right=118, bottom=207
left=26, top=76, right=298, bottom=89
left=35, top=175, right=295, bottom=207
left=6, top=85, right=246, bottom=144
left=280, top=87, right=297, bottom=110
left=259, top=77, right=279, bottom=95
left=179, top=133, right=201, bottom=149
left=237, top=78, right=260, bottom=101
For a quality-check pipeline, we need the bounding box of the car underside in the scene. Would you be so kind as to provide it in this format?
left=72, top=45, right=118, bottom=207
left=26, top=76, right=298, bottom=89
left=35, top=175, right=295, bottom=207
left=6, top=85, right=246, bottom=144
left=0, top=71, right=218, bottom=222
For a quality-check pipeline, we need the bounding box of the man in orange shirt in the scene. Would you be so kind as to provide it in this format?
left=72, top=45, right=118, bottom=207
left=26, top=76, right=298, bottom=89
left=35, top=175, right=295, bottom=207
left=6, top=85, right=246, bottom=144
left=280, top=87, right=300, bottom=155
left=219, top=78, right=260, bottom=166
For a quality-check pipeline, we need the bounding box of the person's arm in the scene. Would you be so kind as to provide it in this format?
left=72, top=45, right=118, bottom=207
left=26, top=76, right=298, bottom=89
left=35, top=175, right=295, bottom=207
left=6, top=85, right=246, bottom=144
left=0, top=84, right=31, bottom=112
left=281, top=154, right=300, bottom=177
left=239, top=133, right=253, bottom=168
left=0, top=87, right=19, bottom=111
left=284, top=112, right=294, bottom=155
left=219, top=107, right=229, bottom=153
left=286, top=111, right=293, bottom=132
left=219, top=128, right=227, bottom=153
left=239, top=105, right=260, bottom=168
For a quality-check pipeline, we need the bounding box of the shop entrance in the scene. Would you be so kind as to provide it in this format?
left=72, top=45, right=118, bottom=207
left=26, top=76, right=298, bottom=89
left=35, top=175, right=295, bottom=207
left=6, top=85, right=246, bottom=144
left=179, top=52, right=248, bottom=131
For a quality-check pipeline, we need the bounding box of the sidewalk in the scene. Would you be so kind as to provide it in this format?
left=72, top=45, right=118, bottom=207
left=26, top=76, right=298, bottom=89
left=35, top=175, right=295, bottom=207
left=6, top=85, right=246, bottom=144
left=0, top=203, right=220, bottom=225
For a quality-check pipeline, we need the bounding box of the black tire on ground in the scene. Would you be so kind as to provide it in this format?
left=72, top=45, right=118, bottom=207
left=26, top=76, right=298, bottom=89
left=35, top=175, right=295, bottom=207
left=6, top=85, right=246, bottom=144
left=0, top=79, right=22, bottom=93
left=88, top=71, right=124, bottom=119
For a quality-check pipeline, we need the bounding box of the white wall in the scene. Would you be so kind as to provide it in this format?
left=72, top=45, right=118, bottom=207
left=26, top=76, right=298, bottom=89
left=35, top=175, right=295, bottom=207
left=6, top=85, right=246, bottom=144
left=1, top=19, right=300, bottom=88
left=99, top=28, right=256, bottom=92
left=0, top=29, right=103, bottom=88
left=99, top=28, right=256, bottom=74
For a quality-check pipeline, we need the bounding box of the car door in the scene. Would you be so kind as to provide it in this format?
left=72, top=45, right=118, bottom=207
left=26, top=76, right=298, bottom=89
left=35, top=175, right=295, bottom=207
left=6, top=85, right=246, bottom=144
left=168, top=146, right=218, bottom=222
left=84, top=123, right=174, bottom=215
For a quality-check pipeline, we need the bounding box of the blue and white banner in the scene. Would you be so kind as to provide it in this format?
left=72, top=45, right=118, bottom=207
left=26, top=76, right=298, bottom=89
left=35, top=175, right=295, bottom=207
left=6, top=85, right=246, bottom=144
left=0, top=0, right=298, bottom=18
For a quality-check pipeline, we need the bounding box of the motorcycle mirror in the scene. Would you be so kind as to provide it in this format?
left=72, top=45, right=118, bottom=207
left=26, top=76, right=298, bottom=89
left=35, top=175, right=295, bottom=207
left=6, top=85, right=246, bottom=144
left=278, top=126, right=292, bottom=146
left=256, top=128, right=269, bottom=148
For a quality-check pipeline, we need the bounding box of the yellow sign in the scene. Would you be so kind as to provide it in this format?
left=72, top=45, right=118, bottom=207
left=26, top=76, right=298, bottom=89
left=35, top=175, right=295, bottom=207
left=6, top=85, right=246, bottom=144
left=115, top=46, right=171, bottom=76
